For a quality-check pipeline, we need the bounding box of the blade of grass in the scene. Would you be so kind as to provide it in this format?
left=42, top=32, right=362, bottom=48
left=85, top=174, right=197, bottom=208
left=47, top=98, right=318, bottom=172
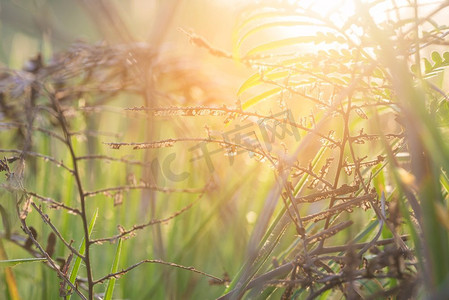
left=67, top=208, right=98, bottom=300
left=242, top=87, right=282, bottom=110
left=0, top=257, right=47, bottom=267
left=221, top=145, right=328, bottom=297
left=104, top=238, right=123, bottom=300
left=238, top=70, right=289, bottom=96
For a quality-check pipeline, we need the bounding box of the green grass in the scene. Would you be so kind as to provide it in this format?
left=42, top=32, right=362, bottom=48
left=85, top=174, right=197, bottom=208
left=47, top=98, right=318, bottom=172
left=1, top=0, right=449, bottom=299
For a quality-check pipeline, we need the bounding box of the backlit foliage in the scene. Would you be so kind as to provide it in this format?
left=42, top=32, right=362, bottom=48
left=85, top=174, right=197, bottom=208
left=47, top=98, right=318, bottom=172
left=1, top=1, right=449, bottom=299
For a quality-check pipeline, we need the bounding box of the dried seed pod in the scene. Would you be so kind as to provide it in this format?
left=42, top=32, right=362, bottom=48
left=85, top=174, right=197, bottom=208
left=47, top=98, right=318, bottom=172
left=46, top=232, right=56, bottom=257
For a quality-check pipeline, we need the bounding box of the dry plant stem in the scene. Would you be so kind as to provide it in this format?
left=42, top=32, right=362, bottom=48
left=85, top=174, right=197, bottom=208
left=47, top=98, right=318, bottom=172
left=78, top=153, right=336, bottom=194
left=180, top=28, right=232, bottom=58
left=373, top=112, right=418, bottom=252
left=128, top=106, right=339, bottom=146
left=223, top=235, right=409, bottom=298
left=320, top=97, right=350, bottom=228
left=50, top=93, right=94, bottom=300
left=106, top=134, right=337, bottom=190
left=106, top=138, right=274, bottom=161
left=300, top=194, right=376, bottom=224
left=220, top=191, right=374, bottom=300
left=91, top=182, right=209, bottom=244
left=292, top=166, right=334, bottom=189
left=282, top=175, right=310, bottom=259
left=288, top=61, right=376, bottom=174
left=76, top=155, right=151, bottom=167
left=17, top=212, right=86, bottom=300
left=315, top=63, right=375, bottom=251
left=281, top=260, right=298, bottom=300
left=401, top=0, right=449, bottom=38
left=0, top=149, right=74, bottom=174
left=91, top=205, right=193, bottom=243
left=265, top=270, right=412, bottom=287
left=30, top=202, right=85, bottom=259
left=27, top=192, right=81, bottom=214
left=346, top=127, right=385, bottom=257
left=304, top=220, right=353, bottom=245
left=221, top=67, right=373, bottom=299
left=294, top=184, right=359, bottom=203
left=350, top=140, right=407, bottom=255
left=92, top=259, right=223, bottom=285
left=83, top=185, right=204, bottom=197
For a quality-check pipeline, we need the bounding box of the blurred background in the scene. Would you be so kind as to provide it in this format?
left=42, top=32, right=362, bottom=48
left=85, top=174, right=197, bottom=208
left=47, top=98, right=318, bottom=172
left=0, top=0, right=247, bottom=86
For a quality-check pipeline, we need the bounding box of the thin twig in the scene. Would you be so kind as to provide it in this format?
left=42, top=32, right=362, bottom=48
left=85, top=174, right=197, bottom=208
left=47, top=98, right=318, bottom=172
left=91, top=190, right=204, bottom=244
left=83, top=184, right=205, bottom=197
left=49, top=91, right=95, bottom=300
left=93, top=259, right=223, bottom=285
left=18, top=212, right=86, bottom=300
left=28, top=192, right=81, bottom=215
left=31, top=202, right=85, bottom=259
left=127, top=106, right=339, bottom=147
left=0, top=149, right=74, bottom=174
left=301, top=193, right=376, bottom=223
left=76, top=155, right=150, bottom=167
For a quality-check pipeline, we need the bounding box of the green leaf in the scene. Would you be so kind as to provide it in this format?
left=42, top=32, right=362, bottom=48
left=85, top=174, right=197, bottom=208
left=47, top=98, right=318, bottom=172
left=237, top=70, right=290, bottom=96
left=443, top=52, right=449, bottom=62
left=242, top=87, right=282, bottom=110
left=432, top=51, right=443, bottom=66
left=235, top=21, right=320, bottom=53
left=237, top=56, right=305, bottom=96
left=441, top=172, right=449, bottom=195
left=243, top=33, right=345, bottom=58
left=104, top=238, right=123, bottom=300
left=424, top=58, right=433, bottom=73
left=0, top=258, right=47, bottom=268
left=67, top=209, right=98, bottom=300
left=232, top=10, right=317, bottom=59
left=244, top=36, right=317, bottom=58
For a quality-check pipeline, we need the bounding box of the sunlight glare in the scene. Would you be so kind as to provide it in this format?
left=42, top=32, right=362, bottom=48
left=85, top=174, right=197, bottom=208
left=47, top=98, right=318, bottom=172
left=263, top=0, right=444, bottom=54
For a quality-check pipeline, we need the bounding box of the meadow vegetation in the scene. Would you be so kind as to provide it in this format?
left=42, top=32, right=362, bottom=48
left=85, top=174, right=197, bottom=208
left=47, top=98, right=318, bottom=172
left=1, top=0, right=449, bottom=299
